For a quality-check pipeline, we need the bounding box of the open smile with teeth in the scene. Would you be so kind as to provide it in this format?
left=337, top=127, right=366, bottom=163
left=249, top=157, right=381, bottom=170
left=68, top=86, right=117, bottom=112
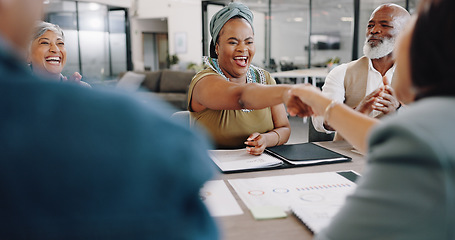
left=234, top=56, right=248, bottom=67
left=45, top=57, right=61, bottom=65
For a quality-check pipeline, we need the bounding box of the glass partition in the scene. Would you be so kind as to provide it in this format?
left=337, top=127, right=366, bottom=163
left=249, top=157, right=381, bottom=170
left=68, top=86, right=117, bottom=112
left=219, top=0, right=422, bottom=71
left=78, top=2, right=110, bottom=81
left=109, top=10, right=128, bottom=75
left=271, top=0, right=309, bottom=70
left=46, top=1, right=79, bottom=78
left=310, top=0, right=354, bottom=66
left=44, top=0, right=130, bottom=83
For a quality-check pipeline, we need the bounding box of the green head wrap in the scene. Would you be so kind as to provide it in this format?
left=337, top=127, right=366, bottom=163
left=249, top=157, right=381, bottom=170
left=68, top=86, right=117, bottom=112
left=209, top=2, right=254, bottom=45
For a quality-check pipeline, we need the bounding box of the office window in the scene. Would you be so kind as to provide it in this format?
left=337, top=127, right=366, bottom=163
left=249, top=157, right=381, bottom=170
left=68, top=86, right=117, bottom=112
left=310, top=0, right=354, bottom=66
left=45, top=0, right=130, bottom=83
left=78, top=2, right=110, bottom=81
left=47, top=1, right=80, bottom=78
left=270, top=0, right=310, bottom=70
left=109, top=10, right=128, bottom=75
left=268, top=0, right=353, bottom=69
left=230, top=0, right=422, bottom=71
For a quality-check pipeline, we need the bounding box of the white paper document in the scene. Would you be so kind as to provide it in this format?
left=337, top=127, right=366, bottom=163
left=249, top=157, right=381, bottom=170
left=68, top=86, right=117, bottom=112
left=228, top=172, right=357, bottom=232
left=209, top=149, right=283, bottom=172
left=290, top=203, right=342, bottom=233
left=200, top=180, right=243, bottom=217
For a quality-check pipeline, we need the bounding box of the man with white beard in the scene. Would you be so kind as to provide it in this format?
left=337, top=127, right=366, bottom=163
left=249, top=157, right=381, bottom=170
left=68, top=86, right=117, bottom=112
left=312, top=4, right=410, bottom=141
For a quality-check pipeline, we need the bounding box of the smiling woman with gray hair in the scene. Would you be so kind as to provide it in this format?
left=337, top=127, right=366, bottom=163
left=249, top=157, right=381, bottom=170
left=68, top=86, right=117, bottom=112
left=28, top=21, right=90, bottom=87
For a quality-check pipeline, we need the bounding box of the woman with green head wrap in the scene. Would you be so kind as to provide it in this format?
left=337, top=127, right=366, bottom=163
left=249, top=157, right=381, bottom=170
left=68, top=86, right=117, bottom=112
left=187, top=2, right=294, bottom=155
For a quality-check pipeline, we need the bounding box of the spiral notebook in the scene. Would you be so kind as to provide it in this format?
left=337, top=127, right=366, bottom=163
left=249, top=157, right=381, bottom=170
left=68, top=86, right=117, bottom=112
left=290, top=171, right=359, bottom=234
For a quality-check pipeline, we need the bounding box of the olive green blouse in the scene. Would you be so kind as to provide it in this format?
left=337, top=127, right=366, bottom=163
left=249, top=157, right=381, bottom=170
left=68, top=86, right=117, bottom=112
left=187, top=67, right=276, bottom=149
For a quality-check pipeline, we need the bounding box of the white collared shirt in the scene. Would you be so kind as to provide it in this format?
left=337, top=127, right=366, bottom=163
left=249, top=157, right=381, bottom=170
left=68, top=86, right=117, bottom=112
left=313, top=58, right=396, bottom=133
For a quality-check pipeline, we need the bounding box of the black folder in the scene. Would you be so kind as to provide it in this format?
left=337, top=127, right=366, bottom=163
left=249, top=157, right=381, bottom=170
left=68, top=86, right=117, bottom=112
left=213, top=143, right=352, bottom=174
left=265, top=142, right=351, bottom=165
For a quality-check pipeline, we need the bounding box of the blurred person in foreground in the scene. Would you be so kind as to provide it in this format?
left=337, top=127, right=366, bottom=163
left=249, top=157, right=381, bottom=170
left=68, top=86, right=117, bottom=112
left=287, top=0, right=455, bottom=238
left=187, top=2, right=292, bottom=155
left=0, top=0, right=218, bottom=239
left=28, top=21, right=90, bottom=87
left=312, top=4, right=410, bottom=141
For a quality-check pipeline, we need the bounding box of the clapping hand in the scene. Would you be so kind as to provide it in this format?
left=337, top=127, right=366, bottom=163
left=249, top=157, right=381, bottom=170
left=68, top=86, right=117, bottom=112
left=355, top=88, right=382, bottom=115
left=373, top=76, right=400, bottom=114
left=355, top=76, right=400, bottom=115
left=69, top=72, right=83, bottom=82
left=61, top=72, right=82, bottom=83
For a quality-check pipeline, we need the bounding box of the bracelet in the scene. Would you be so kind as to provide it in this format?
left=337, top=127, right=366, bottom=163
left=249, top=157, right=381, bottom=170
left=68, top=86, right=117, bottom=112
left=323, top=100, right=339, bottom=125
left=271, top=130, right=281, bottom=146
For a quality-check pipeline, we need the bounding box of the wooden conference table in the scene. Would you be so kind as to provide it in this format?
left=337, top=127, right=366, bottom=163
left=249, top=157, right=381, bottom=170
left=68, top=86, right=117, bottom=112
left=270, top=68, right=329, bottom=86
left=213, top=141, right=366, bottom=240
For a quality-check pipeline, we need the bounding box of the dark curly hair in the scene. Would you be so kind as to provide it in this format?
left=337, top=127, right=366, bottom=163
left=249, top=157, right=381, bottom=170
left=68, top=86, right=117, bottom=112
left=410, top=0, right=455, bottom=98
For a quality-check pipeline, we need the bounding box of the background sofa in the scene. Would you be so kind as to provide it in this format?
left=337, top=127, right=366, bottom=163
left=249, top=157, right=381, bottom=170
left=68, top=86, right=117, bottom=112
left=117, top=69, right=196, bottom=110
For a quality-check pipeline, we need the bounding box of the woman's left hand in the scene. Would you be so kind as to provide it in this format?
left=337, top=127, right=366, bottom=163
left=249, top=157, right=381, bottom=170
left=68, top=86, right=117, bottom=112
left=245, top=132, right=266, bottom=155
left=61, top=72, right=82, bottom=82
left=68, top=72, right=83, bottom=82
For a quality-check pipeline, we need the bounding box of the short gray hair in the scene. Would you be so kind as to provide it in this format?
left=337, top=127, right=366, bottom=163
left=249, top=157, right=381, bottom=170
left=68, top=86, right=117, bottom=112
left=32, top=21, right=65, bottom=41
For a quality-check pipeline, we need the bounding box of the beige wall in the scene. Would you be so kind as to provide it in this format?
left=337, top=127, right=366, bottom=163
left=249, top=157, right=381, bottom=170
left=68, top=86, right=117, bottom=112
left=130, top=19, right=168, bottom=71
left=132, top=0, right=202, bottom=70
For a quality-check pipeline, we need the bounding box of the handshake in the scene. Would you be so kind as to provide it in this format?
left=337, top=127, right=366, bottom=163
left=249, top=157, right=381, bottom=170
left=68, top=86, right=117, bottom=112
left=284, top=84, right=333, bottom=119
left=240, top=77, right=398, bottom=155
left=281, top=82, right=391, bottom=154
left=285, top=76, right=399, bottom=120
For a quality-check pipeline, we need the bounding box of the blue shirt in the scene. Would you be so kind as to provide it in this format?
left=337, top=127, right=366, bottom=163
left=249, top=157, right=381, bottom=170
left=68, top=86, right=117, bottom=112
left=0, top=38, right=218, bottom=239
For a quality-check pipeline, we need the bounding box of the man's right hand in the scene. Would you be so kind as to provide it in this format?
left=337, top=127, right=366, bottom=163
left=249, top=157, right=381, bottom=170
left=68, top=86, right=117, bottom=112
left=355, top=88, right=382, bottom=115
left=373, top=76, right=401, bottom=114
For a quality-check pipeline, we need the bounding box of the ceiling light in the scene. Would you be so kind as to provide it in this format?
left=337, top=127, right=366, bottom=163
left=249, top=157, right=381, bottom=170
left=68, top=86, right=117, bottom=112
left=89, top=3, right=101, bottom=11
left=341, top=17, right=353, bottom=22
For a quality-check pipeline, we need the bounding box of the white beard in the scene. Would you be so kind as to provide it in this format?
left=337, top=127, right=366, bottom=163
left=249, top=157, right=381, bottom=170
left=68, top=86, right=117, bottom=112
left=363, top=37, right=395, bottom=59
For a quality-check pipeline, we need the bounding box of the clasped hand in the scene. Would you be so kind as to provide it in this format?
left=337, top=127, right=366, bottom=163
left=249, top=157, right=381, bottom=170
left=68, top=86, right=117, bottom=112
left=355, top=76, right=400, bottom=115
